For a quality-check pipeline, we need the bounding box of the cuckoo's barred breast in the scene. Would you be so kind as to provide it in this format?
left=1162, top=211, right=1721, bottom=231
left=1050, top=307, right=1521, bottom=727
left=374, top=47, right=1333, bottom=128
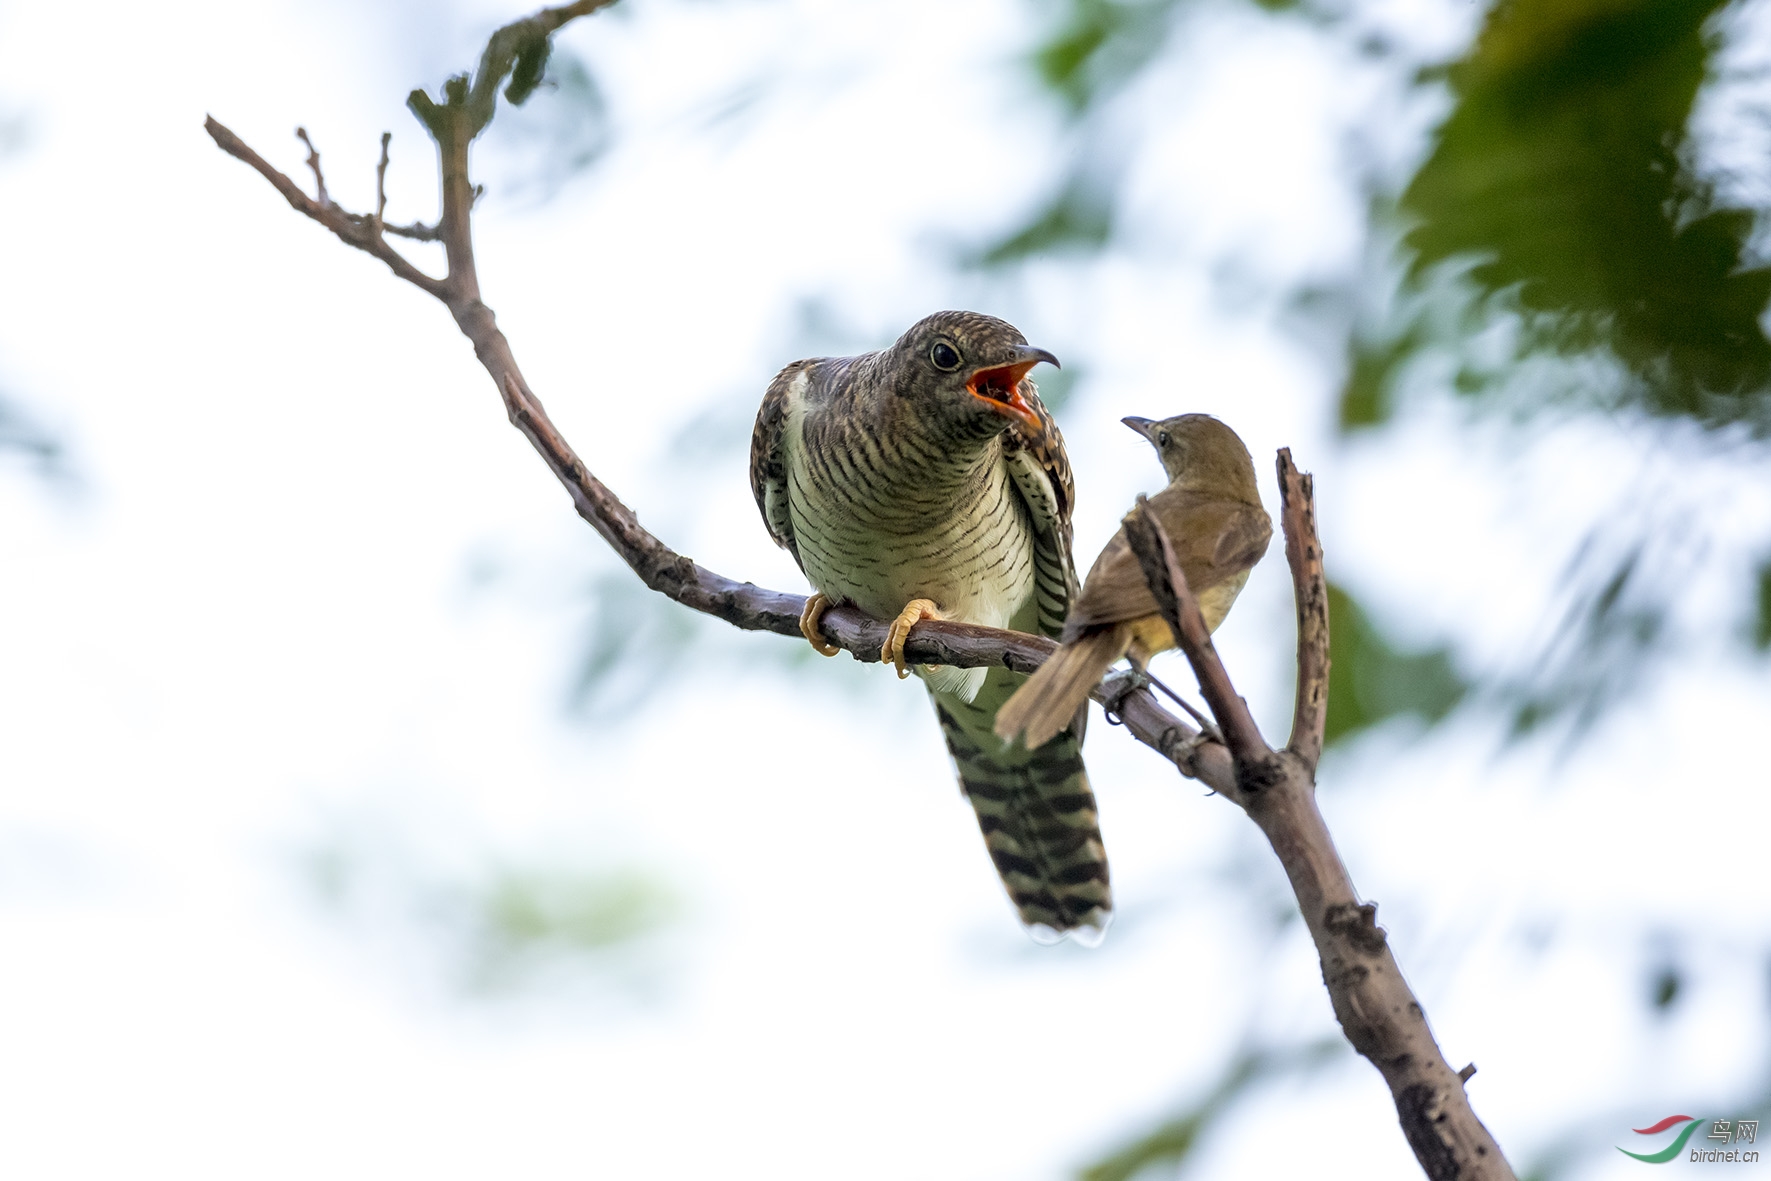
left=748, top=311, right=1109, bottom=941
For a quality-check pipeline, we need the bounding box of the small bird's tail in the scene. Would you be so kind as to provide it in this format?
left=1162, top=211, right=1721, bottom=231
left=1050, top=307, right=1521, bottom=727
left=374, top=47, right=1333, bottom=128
left=936, top=669, right=1111, bottom=942
left=994, top=627, right=1126, bottom=751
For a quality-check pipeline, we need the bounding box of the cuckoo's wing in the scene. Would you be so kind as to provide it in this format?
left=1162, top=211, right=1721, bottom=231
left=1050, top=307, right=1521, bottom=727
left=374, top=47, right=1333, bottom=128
left=1062, top=491, right=1272, bottom=640
left=749, top=361, right=815, bottom=567
left=999, top=379, right=1078, bottom=639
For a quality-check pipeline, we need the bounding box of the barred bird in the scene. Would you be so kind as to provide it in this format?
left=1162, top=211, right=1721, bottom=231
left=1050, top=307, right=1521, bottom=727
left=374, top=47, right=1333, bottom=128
left=749, top=311, right=1110, bottom=942
left=996, top=413, right=1273, bottom=751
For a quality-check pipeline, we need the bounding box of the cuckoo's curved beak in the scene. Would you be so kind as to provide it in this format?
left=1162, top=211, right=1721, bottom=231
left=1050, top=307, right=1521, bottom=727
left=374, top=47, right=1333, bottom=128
left=1121, top=416, right=1158, bottom=441
left=968, top=345, right=1059, bottom=433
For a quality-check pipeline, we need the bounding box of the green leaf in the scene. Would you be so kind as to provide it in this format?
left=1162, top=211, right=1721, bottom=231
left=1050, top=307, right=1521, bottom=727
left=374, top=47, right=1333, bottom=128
left=1031, top=0, right=1173, bottom=115
left=1323, top=582, right=1469, bottom=746
left=1752, top=553, right=1771, bottom=651
left=1078, top=1041, right=1340, bottom=1180
left=972, top=170, right=1114, bottom=266
left=1397, top=0, right=1771, bottom=426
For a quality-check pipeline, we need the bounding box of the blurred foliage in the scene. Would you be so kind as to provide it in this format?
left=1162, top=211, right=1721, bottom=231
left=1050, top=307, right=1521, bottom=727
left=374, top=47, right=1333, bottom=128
left=1376, top=0, right=1771, bottom=430
left=1011, top=0, right=1771, bottom=758
left=1033, top=0, right=1177, bottom=115
left=572, top=570, right=704, bottom=720
left=1754, top=553, right=1771, bottom=649
left=0, top=393, right=66, bottom=478
left=485, top=48, right=612, bottom=203
left=1504, top=528, right=1683, bottom=740
left=974, top=166, right=1117, bottom=265
left=302, top=815, right=678, bottom=998
left=471, top=864, right=678, bottom=990
left=1649, top=961, right=1682, bottom=1012
left=1078, top=1039, right=1341, bottom=1180
left=1030, top=0, right=1306, bottom=117
left=1323, top=581, right=1469, bottom=747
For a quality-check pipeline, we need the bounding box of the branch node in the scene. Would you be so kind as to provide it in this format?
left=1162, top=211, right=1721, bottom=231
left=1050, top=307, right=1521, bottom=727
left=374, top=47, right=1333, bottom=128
left=294, top=126, right=329, bottom=207
left=1324, top=900, right=1388, bottom=953
left=1458, top=1063, right=1477, bottom=1084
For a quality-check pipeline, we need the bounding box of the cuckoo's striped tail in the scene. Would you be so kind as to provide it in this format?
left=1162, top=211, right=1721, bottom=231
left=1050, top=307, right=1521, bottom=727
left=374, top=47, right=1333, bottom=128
left=935, top=668, right=1111, bottom=942
left=994, top=627, right=1127, bottom=752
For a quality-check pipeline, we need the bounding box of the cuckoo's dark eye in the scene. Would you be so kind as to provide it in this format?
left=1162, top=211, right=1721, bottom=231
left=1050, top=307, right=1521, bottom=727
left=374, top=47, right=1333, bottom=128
left=929, top=341, right=962, bottom=371
left=1157, top=430, right=1171, bottom=447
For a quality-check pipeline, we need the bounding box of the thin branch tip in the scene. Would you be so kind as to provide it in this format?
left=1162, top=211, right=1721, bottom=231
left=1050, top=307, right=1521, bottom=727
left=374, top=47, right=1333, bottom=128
left=1278, top=447, right=1329, bottom=768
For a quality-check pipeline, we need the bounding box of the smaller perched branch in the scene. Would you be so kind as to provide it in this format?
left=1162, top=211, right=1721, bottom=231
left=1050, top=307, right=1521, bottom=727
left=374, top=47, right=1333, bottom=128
left=1280, top=448, right=1330, bottom=769
left=373, top=131, right=390, bottom=229
left=1121, top=475, right=1514, bottom=1181
left=1122, top=497, right=1276, bottom=794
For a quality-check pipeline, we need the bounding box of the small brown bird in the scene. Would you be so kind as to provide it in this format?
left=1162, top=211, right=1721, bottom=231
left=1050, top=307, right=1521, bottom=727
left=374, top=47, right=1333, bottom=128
left=995, top=414, right=1273, bottom=750
left=750, top=311, right=1111, bottom=942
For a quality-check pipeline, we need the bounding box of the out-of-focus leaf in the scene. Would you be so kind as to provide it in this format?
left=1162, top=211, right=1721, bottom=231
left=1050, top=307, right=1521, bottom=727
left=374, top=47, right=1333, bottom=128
left=471, top=865, right=677, bottom=988
left=300, top=816, right=679, bottom=999
left=1380, top=0, right=1771, bottom=429
left=1032, top=0, right=1178, bottom=115
left=1339, top=320, right=1424, bottom=430
left=0, top=395, right=61, bottom=467
left=1650, top=962, right=1682, bottom=1012
left=972, top=167, right=1116, bottom=265
left=1504, top=532, right=1680, bottom=740
left=486, top=49, right=611, bottom=202
left=1323, top=581, right=1470, bottom=747
left=572, top=571, right=703, bottom=721
left=1029, top=0, right=1304, bottom=116
left=1752, top=553, right=1771, bottom=650
left=1078, top=1040, right=1341, bottom=1181
left=0, top=390, right=73, bottom=488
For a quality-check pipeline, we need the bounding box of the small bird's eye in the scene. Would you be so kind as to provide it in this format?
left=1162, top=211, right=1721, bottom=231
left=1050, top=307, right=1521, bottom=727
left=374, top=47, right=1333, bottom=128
left=930, top=341, right=962, bottom=371
left=1157, top=430, right=1171, bottom=446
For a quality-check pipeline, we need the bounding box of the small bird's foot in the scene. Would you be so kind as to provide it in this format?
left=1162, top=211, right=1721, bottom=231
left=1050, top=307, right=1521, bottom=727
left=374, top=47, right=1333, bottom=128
left=799, top=592, right=842, bottom=657
left=1097, top=667, right=1150, bottom=724
left=882, top=598, right=943, bottom=678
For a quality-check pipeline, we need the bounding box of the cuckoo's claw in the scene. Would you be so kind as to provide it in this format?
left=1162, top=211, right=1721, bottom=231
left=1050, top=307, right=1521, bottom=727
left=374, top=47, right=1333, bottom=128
left=799, top=593, right=842, bottom=657
left=882, top=598, right=943, bottom=678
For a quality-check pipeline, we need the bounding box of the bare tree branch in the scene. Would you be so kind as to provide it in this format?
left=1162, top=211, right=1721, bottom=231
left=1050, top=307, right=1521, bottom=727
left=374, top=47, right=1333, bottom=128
left=1123, top=496, right=1274, bottom=789
left=1122, top=499, right=1514, bottom=1180
left=206, top=6, right=1513, bottom=1177
left=1280, top=447, right=1330, bottom=769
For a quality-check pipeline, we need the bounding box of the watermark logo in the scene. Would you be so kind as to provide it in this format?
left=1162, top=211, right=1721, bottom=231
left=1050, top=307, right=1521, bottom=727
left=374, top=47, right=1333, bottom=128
left=1619, top=1115, right=1759, bottom=1164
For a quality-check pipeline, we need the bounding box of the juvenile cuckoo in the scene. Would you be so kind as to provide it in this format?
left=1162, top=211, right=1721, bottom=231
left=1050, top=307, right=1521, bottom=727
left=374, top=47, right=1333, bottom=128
left=749, top=311, right=1109, bottom=942
left=996, top=413, right=1273, bottom=751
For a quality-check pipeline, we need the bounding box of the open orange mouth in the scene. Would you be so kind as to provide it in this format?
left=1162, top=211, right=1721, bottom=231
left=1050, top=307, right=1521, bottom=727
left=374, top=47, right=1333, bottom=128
left=966, top=360, right=1042, bottom=432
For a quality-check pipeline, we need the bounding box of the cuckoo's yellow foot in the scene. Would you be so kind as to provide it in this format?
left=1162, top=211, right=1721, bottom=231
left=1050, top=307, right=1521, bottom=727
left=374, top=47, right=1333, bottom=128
left=798, top=592, right=842, bottom=658
left=749, top=311, right=1109, bottom=944
left=996, top=414, right=1274, bottom=752
left=882, top=598, right=943, bottom=678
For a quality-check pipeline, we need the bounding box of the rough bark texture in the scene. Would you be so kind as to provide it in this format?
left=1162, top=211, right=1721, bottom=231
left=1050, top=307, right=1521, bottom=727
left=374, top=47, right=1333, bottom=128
left=1122, top=467, right=1514, bottom=1180
left=205, top=7, right=1515, bottom=1177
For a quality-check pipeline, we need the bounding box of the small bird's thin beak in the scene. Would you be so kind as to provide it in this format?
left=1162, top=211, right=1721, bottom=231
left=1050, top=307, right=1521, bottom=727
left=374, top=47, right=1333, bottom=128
left=1122, top=416, right=1157, bottom=440
left=1014, top=344, right=1061, bottom=371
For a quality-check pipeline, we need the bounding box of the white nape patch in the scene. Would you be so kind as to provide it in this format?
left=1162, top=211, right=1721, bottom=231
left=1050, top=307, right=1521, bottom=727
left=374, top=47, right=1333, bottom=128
left=919, top=662, right=988, bottom=703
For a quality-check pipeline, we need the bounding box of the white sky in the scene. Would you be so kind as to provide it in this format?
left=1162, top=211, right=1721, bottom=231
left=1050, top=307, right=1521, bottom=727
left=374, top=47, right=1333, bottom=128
left=1, top=1, right=1768, bottom=1178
